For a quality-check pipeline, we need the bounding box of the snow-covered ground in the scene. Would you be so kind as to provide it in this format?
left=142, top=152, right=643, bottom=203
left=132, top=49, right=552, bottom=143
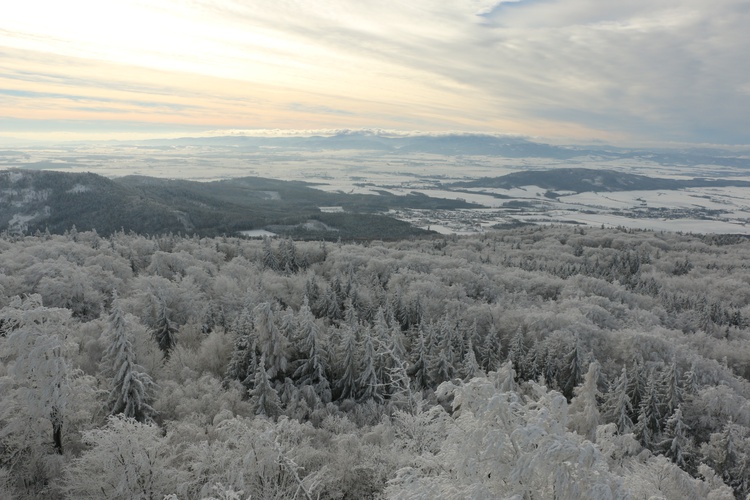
left=5, top=144, right=750, bottom=234
left=237, top=229, right=277, bottom=238
left=559, top=189, right=743, bottom=211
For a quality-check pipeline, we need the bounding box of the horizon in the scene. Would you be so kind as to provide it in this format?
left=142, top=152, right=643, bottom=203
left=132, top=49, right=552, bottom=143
left=1, top=128, right=749, bottom=151
left=3, top=1, right=749, bottom=147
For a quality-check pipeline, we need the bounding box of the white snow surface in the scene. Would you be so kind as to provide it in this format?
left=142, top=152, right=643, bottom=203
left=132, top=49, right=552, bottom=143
left=6, top=144, right=750, bottom=235
left=239, top=229, right=277, bottom=238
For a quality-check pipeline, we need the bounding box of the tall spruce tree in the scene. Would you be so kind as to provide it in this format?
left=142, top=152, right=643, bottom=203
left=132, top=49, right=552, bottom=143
left=254, top=302, right=288, bottom=380
left=567, top=362, right=602, bottom=442
left=481, top=325, right=503, bottom=372
left=407, top=327, right=430, bottom=391
left=336, top=325, right=360, bottom=400
left=507, top=327, right=526, bottom=380
left=357, top=326, right=383, bottom=403
left=292, top=298, right=331, bottom=403
left=627, top=355, right=647, bottom=419
left=461, top=339, right=481, bottom=381
left=152, top=296, right=177, bottom=358
left=225, top=308, right=258, bottom=389
left=249, top=354, right=282, bottom=418
left=660, top=406, right=692, bottom=470
left=102, top=291, right=155, bottom=423
left=634, top=372, right=662, bottom=448
left=262, top=236, right=279, bottom=271
left=603, top=366, right=634, bottom=434
left=561, top=333, right=586, bottom=400
left=660, top=360, right=682, bottom=420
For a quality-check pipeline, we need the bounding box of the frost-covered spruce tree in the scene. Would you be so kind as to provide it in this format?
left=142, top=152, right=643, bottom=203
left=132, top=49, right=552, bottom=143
left=304, top=276, right=321, bottom=311
left=468, top=319, right=481, bottom=357
left=507, top=326, right=526, bottom=380
left=660, top=360, right=682, bottom=420
left=634, top=371, right=662, bottom=448
left=660, top=406, right=692, bottom=470
left=407, top=326, right=430, bottom=391
left=324, top=285, right=342, bottom=322
left=292, top=297, right=331, bottom=403
left=410, top=294, right=424, bottom=329
left=561, top=333, right=586, bottom=400
left=682, top=360, right=700, bottom=398
left=336, top=325, right=360, bottom=400
left=568, top=362, right=602, bottom=442
left=428, top=315, right=457, bottom=385
left=249, top=355, right=282, bottom=418
left=701, top=420, right=750, bottom=496
left=461, top=339, right=481, bottom=381
left=225, top=307, right=259, bottom=388
left=438, top=314, right=457, bottom=368
left=357, top=326, right=383, bottom=403
left=451, top=322, right=466, bottom=366
left=153, top=295, right=177, bottom=358
left=525, top=339, right=544, bottom=382
left=279, top=237, right=298, bottom=273
left=279, top=306, right=297, bottom=346
left=430, top=345, right=455, bottom=385
left=543, top=342, right=558, bottom=388
left=262, top=236, right=279, bottom=271
left=389, top=286, right=405, bottom=328
left=343, top=297, right=359, bottom=329
left=480, top=325, right=502, bottom=372
left=628, top=354, right=647, bottom=418
left=373, top=307, right=395, bottom=393
left=253, top=302, right=288, bottom=379
left=603, top=366, right=634, bottom=434
left=389, top=316, right=407, bottom=365
left=102, top=291, right=155, bottom=423
left=423, top=320, right=438, bottom=357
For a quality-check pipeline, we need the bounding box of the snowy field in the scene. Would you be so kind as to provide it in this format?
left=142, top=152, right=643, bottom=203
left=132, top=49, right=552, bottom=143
left=238, top=229, right=277, bottom=238
left=3, top=144, right=750, bottom=234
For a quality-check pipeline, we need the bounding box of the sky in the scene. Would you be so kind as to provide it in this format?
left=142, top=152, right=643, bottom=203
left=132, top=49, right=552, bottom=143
left=1, top=0, right=749, bottom=145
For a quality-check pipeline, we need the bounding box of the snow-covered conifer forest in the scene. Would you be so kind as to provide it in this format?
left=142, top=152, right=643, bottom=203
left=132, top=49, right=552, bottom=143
left=1, top=226, right=749, bottom=499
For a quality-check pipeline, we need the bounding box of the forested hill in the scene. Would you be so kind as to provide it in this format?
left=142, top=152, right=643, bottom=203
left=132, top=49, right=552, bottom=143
left=1, top=225, right=748, bottom=498
left=0, top=169, right=474, bottom=238
left=451, top=167, right=750, bottom=193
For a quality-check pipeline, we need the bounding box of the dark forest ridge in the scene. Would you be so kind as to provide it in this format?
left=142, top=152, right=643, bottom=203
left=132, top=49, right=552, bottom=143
left=0, top=169, right=474, bottom=238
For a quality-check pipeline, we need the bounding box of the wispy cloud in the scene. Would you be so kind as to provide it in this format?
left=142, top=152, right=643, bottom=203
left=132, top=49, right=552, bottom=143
left=1, top=0, right=748, bottom=144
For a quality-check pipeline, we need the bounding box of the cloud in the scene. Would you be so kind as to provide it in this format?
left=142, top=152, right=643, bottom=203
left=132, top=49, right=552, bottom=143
left=1, top=0, right=749, bottom=144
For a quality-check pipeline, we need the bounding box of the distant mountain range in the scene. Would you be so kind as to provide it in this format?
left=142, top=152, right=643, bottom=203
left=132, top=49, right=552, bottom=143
left=0, top=170, right=473, bottom=239
left=137, top=132, right=750, bottom=167
left=137, top=132, right=582, bottom=158
left=450, top=168, right=750, bottom=194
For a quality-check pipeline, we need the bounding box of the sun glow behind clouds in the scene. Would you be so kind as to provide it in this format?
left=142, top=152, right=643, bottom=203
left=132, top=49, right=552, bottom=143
left=1, top=0, right=749, bottom=144
left=4, top=1, right=306, bottom=80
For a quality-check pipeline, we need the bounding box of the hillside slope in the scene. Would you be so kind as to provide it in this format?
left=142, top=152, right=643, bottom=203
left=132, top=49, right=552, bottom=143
left=0, top=170, right=473, bottom=238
